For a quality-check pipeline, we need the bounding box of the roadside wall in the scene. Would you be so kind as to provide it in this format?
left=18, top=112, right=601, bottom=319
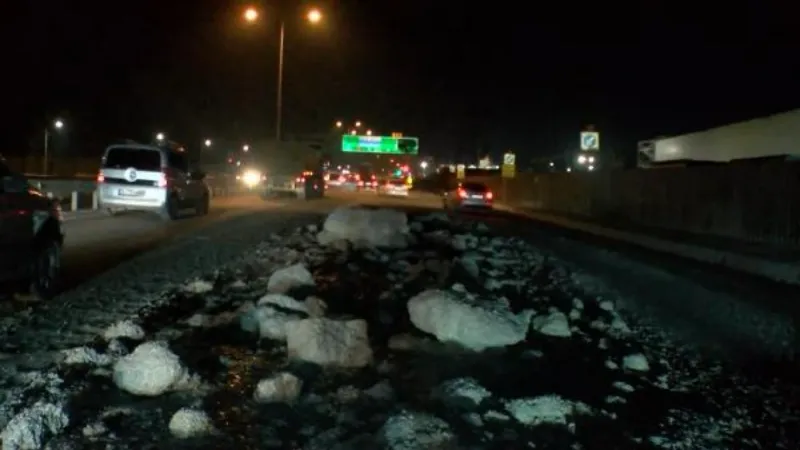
left=465, top=162, right=800, bottom=248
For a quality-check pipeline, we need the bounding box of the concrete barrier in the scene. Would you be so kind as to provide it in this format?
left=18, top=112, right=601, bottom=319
left=461, top=162, right=800, bottom=250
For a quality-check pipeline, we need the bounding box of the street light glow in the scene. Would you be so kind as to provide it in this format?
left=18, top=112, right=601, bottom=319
left=350, top=130, right=356, bottom=135
left=156, top=132, right=165, bottom=141
left=54, top=119, right=64, bottom=129
left=354, top=121, right=362, bottom=127
left=420, top=161, right=428, bottom=169
left=204, top=139, right=212, bottom=147
left=366, top=129, right=372, bottom=136
left=243, top=145, right=250, bottom=152
left=243, top=7, right=258, bottom=22
left=307, top=8, right=322, bottom=23
left=335, top=121, right=343, bottom=128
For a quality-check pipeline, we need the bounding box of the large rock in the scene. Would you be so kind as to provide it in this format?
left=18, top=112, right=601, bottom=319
left=253, top=372, right=303, bottom=403
left=318, top=207, right=409, bottom=248
left=267, top=264, right=315, bottom=294
left=239, top=294, right=309, bottom=340
left=407, top=289, right=533, bottom=351
left=286, top=318, right=373, bottom=368
left=112, top=342, right=187, bottom=396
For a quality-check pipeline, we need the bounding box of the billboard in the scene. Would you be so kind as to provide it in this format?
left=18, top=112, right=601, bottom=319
left=341, top=135, right=419, bottom=155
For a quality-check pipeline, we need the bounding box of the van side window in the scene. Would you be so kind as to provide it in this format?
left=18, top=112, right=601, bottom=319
left=167, top=152, right=189, bottom=173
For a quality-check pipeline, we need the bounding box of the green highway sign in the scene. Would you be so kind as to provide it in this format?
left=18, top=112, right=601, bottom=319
left=341, top=135, right=419, bottom=155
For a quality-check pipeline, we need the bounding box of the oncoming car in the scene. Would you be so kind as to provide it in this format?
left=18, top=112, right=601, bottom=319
left=97, top=143, right=210, bottom=220
left=378, top=179, right=409, bottom=197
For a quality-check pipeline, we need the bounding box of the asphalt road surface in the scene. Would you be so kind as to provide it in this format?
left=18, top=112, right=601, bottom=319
left=8, top=188, right=798, bottom=363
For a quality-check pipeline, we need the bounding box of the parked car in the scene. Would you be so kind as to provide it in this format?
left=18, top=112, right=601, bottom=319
left=97, top=142, right=210, bottom=220
left=0, top=158, right=64, bottom=300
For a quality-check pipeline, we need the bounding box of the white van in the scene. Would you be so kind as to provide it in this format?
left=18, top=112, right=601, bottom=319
left=97, top=143, right=210, bottom=220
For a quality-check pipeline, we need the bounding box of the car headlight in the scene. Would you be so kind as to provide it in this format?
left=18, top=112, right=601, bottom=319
left=241, top=170, right=262, bottom=186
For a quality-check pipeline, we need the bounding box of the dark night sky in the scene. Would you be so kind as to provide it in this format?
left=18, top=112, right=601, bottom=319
left=4, top=1, right=800, bottom=165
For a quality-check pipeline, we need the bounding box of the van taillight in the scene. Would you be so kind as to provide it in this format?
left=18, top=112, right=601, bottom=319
left=97, top=173, right=105, bottom=183
left=157, top=173, right=168, bottom=187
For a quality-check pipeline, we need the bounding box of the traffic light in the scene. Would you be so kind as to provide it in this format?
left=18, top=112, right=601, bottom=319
left=394, top=168, right=402, bottom=177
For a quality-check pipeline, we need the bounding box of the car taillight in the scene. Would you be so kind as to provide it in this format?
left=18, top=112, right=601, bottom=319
left=97, top=172, right=105, bottom=183
left=157, top=173, right=168, bottom=187
left=296, top=177, right=303, bottom=183
left=458, top=189, right=467, bottom=198
left=485, top=191, right=493, bottom=200
left=358, top=181, right=364, bottom=186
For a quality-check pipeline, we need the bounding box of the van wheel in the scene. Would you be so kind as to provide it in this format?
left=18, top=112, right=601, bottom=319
left=196, top=194, right=210, bottom=216
left=160, top=196, right=180, bottom=221
left=29, top=236, right=62, bottom=301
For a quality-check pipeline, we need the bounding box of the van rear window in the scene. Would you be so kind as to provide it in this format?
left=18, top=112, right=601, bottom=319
left=103, top=148, right=161, bottom=171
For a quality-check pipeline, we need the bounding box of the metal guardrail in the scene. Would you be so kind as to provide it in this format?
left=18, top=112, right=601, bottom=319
left=26, top=173, right=246, bottom=213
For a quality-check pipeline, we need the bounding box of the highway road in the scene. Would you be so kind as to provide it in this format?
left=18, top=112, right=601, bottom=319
left=3, top=188, right=798, bottom=362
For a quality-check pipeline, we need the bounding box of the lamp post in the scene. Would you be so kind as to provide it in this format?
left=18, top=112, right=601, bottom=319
left=243, top=6, right=323, bottom=147
left=43, top=119, right=64, bottom=175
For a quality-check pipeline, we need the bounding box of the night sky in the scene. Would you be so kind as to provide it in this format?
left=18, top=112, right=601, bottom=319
left=6, top=1, right=800, bottom=166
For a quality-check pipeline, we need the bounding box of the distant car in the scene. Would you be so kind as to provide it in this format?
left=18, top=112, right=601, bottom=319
left=357, top=175, right=378, bottom=191
left=326, top=172, right=345, bottom=187
left=0, top=159, right=64, bottom=300
left=378, top=179, right=409, bottom=197
left=442, top=182, right=494, bottom=210
left=97, top=143, right=210, bottom=220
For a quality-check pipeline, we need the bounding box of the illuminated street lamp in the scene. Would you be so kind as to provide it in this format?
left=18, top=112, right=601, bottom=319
left=243, top=144, right=250, bottom=152
left=43, top=119, right=65, bottom=175
left=156, top=132, right=165, bottom=141
left=335, top=120, right=343, bottom=128
left=366, top=129, right=372, bottom=136
left=243, top=7, right=258, bottom=22
left=243, top=6, right=324, bottom=147
left=307, top=8, right=322, bottom=24
left=354, top=121, right=362, bottom=127
left=204, top=139, right=212, bottom=147
left=350, top=130, right=357, bottom=135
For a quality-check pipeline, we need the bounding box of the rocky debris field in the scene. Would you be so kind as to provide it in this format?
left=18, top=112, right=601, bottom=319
left=1, top=207, right=798, bottom=450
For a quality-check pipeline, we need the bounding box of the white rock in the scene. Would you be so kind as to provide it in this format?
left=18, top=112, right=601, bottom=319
left=622, top=353, right=650, bottom=372
left=61, top=346, right=113, bottom=366
left=183, top=279, right=214, bottom=294
left=435, top=377, right=492, bottom=409
left=240, top=295, right=309, bottom=340
left=254, top=372, right=303, bottom=403
left=286, top=318, right=373, bottom=368
left=186, top=314, right=208, bottom=328
left=408, top=289, right=533, bottom=351
left=364, top=380, right=395, bottom=401
left=532, top=311, right=572, bottom=338
left=82, top=421, right=107, bottom=437
left=257, top=293, right=309, bottom=313
left=505, top=395, right=575, bottom=426
left=168, top=408, right=214, bottom=439
left=112, top=342, right=187, bottom=396
left=0, top=401, right=69, bottom=450
left=318, top=207, right=409, bottom=248
left=304, top=296, right=327, bottom=317
left=102, top=320, right=145, bottom=341
left=267, top=264, right=315, bottom=294
left=381, top=410, right=456, bottom=450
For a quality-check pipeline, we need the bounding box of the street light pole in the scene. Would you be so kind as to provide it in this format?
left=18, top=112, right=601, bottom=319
left=43, top=128, right=50, bottom=175
left=276, top=20, right=285, bottom=146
